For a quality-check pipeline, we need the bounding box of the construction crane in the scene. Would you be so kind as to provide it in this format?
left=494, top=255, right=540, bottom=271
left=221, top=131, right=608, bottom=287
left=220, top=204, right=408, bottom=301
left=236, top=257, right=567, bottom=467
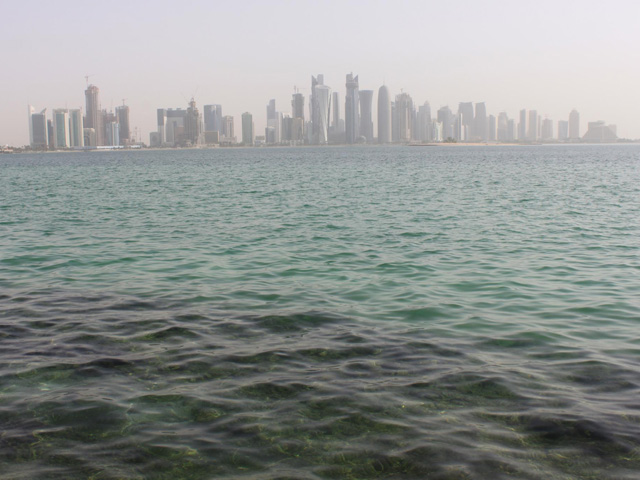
left=84, top=74, right=94, bottom=87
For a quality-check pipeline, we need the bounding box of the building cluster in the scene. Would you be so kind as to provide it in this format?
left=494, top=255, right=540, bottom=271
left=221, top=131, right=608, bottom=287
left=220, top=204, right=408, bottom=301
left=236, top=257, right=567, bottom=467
left=152, top=73, right=618, bottom=148
left=27, top=83, right=133, bottom=150
left=27, top=75, right=618, bottom=149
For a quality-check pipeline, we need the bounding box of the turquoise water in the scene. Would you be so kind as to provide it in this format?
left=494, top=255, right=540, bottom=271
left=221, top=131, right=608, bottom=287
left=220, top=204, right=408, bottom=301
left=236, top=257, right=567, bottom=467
left=1, top=145, right=639, bottom=479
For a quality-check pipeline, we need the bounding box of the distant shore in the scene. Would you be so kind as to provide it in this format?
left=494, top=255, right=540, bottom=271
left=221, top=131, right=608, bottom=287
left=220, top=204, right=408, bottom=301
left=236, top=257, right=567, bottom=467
left=5, top=140, right=639, bottom=154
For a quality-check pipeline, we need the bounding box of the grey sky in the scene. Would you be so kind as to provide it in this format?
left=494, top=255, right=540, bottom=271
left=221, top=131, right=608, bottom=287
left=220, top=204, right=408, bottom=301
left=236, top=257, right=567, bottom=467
left=2, top=0, right=639, bottom=145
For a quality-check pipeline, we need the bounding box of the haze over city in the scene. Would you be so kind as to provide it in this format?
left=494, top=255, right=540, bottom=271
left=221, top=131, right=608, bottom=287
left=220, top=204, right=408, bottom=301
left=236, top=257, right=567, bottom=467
left=2, top=0, right=640, bottom=146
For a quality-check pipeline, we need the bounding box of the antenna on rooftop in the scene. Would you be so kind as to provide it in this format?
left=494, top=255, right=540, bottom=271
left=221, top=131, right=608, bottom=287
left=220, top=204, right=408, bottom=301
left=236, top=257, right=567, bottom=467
left=84, top=74, right=94, bottom=87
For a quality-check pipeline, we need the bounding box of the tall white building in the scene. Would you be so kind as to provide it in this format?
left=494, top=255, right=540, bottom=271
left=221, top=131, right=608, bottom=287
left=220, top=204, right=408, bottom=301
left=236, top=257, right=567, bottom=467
left=314, top=85, right=331, bottom=144
left=474, top=103, right=488, bottom=141
left=437, top=106, right=454, bottom=140
left=395, top=93, right=413, bottom=142
left=528, top=110, right=538, bottom=141
left=377, top=85, right=392, bottom=143
left=417, top=102, right=432, bottom=142
left=331, top=92, right=343, bottom=133
left=569, top=109, right=580, bottom=139
left=359, top=90, right=374, bottom=143
left=497, top=112, right=509, bottom=142
left=558, top=120, right=569, bottom=140
left=310, top=74, right=331, bottom=144
left=345, top=73, right=360, bottom=144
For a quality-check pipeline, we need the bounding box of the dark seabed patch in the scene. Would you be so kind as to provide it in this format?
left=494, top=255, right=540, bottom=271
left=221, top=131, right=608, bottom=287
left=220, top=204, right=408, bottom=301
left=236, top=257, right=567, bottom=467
left=1, top=290, right=639, bottom=479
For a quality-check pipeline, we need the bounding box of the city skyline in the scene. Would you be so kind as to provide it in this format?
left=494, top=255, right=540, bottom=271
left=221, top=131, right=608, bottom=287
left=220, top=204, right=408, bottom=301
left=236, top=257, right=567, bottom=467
left=26, top=73, right=618, bottom=149
left=3, top=0, right=640, bottom=146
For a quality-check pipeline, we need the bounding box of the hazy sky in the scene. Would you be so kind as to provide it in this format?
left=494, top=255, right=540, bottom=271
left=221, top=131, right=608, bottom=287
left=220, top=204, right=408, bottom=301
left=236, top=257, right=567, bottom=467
left=2, top=0, right=640, bottom=145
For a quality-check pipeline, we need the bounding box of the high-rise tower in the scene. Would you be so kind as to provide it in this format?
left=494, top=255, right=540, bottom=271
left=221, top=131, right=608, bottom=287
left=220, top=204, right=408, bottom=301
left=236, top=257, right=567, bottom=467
left=331, top=92, right=344, bottom=134
left=69, top=109, right=84, bottom=147
left=437, top=106, right=454, bottom=140
left=28, top=106, right=48, bottom=149
left=315, top=85, right=331, bottom=144
left=395, top=92, right=414, bottom=142
left=528, top=110, right=538, bottom=141
left=52, top=109, right=70, bottom=148
left=291, top=91, right=305, bottom=143
left=518, top=109, right=527, bottom=141
left=345, top=73, right=360, bottom=144
left=458, top=102, right=474, bottom=141
left=267, top=99, right=276, bottom=122
left=84, top=85, right=102, bottom=146
left=204, top=105, right=223, bottom=133
left=377, top=85, right=392, bottom=143
left=185, top=98, right=202, bottom=145
left=474, top=103, right=487, bottom=141
left=417, top=102, right=432, bottom=143
left=569, top=109, right=580, bottom=139
left=116, top=104, right=130, bottom=145
left=359, top=90, right=374, bottom=143
left=310, top=75, right=322, bottom=143
left=242, top=112, right=254, bottom=146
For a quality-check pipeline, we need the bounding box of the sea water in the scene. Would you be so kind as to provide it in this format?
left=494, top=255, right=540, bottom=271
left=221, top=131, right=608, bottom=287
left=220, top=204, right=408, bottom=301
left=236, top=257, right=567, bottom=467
left=1, top=145, right=639, bottom=479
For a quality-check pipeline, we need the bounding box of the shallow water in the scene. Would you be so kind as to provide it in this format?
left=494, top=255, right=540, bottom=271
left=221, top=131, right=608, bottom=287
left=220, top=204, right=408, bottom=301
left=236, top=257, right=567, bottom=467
left=1, top=145, right=639, bottom=479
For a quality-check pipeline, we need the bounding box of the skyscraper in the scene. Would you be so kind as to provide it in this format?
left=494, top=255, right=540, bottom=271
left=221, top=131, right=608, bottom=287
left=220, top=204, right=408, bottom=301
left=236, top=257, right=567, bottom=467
left=267, top=99, right=276, bottom=122
left=497, top=112, right=509, bottom=142
left=417, top=102, right=431, bottom=143
left=84, top=85, right=102, bottom=146
left=106, top=121, right=120, bottom=146
left=528, top=110, right=538, bottom=141
left=116, top=105, right=130, bottom=145
left=310, top=75, right=322, bottom=143
left=185, top=98, right=202, bottom=145
left=474, top=103, right=487, bottom=141
left=437, top=106, right=454, bottom=141
left=204, top=105, right=223, bottom=133
left=315, top=85, right=331, bottom=144
left=222, top=116, right=235, bottom=142
left=569, top=109, right=580, bottom=139
left=359, top=90, right=374, bottom=143
left=518, top=109, right=527, bottom=141
left=558, top=120, right=569, bottom=140
left=507, top=119, right=516, bottom=142
left=266, top=99, right=278, bottom=144
left=458, top=102, right=474, bottom=141
left=345, top=73, right=360, bottom=144
left=101, top=110, right=116, bottom=147
left=488, top=114, right=496, bottom=142
left=242, top=112, right=254, bottom=146
left=291, top=92, right=304, bottom=121
left=377, top=85, right=392, bottom=143
left=28, top=106, right=48, bottom=149
left=541, top=118, right=554, bottom=140
left=310, top=74, right=331, bottom=144
left=69, top=109, right=84, bottom=147
left=291, top=91, right=305, bottom=144
left=331, top=91, right=345, bottom=134
left=52, top=109, right=70, bottom=148
left=395, top=92, right=413, bottom=142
